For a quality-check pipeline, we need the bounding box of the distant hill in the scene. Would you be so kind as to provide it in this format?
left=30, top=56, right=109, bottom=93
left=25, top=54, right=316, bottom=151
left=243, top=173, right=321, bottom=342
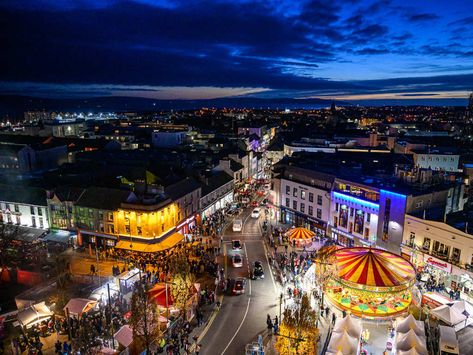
left=0, top=95, right=338, bottom=118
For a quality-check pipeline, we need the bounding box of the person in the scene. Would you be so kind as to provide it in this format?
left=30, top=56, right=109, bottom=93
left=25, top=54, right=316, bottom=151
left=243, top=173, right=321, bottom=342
left=195, top=343, right=201, bottom=355
left=332, top=312, right=336, bottom=325
left=266, top=314, right=273, bottom=333
left=90, top=264, right=95, bottom=275
left=274, top=315, right=278, bottom=326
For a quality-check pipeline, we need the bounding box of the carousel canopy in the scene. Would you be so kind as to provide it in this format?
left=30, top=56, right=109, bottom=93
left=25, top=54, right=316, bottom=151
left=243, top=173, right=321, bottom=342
left=286, top=227, right=315, bottom=241
left=333, top=247, right=416, bottom=288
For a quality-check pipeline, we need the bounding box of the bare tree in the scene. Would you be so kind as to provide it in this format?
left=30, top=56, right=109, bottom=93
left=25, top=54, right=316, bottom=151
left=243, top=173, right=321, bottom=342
left=0, top=224, right=19, bottom=281
left=129, top=282, right=163, bottom=354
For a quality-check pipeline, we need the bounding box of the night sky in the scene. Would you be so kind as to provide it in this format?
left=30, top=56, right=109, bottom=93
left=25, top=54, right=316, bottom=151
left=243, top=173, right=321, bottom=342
left=1, top=0, right=472, bottom=102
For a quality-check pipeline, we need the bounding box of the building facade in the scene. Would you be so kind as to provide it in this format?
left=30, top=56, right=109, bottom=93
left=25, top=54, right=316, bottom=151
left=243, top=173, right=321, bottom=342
left=279, top=166, right=334, bottom=236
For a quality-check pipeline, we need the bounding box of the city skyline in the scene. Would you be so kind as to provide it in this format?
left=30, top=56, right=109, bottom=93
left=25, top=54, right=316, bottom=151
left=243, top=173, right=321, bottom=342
left=1, top=0, right=473, bottom=104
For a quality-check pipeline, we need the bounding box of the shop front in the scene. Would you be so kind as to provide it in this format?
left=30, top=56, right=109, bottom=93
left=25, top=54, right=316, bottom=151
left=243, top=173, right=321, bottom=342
left=176, top=215, right=196, bottom=240
left=201, top=191, right=233, bottom=218
left=280, top=207, right=327, bottom=236
left=78, top=230, right=117, bottom=251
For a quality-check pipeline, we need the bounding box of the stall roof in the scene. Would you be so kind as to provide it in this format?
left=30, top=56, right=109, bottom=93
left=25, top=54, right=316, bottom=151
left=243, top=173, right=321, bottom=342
left=41, top=230, right=75, bottom=243
left=64, top=298, right=97, bottom=317
left=114, top=325, right=133, bottom=348
left=17, top=302, right=53, bottom=329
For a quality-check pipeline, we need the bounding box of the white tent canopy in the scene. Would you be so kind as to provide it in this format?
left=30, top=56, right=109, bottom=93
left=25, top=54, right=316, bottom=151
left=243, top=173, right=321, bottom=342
left=114, top=325, right=133, bottom=348
left=395, top=329, right=428, bottom=355
left=327, top=330, right=358, bottom=355
left=64, top=298, right=97, bottom=317
left=396, top=348, right=423, bottom=355
left=17, top=302, right=53, bottom=329
left=396, top=314, right=425, bottom=336
left=449, top=300, right=473, bottom=318
left=431, top=304, right=466, bottom=326
left=333, top=314, right=362, bottom=339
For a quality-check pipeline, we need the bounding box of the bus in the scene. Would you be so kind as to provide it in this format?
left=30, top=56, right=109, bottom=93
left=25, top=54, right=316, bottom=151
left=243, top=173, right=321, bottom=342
left=438, top=325, right=460, bottom=355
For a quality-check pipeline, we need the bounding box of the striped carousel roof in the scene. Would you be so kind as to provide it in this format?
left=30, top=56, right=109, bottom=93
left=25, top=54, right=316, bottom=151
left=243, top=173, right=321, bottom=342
left=286, top=227, right=315, bottom=240
left=334, top=247, right=416, bottom=288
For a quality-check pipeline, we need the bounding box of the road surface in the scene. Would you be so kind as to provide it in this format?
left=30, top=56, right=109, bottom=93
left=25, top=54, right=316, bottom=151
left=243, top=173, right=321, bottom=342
left=200, top=205, right=279, bottom=354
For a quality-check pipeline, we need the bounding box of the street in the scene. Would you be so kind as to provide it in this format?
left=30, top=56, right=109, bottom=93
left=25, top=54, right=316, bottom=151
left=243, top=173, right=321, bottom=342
left=200, top=205, right=279, bottom=354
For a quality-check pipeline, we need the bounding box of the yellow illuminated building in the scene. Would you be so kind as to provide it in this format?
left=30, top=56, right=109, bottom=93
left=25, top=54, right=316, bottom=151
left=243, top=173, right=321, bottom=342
left=114, top=201, right=179, bottom=241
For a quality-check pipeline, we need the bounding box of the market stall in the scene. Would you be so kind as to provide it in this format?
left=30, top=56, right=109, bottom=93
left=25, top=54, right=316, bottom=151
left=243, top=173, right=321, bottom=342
left=64, top=298, right=97, bottom=318
left=16, top=302, right=53, bottom=329
left=325, top=247, right=416, bottom=318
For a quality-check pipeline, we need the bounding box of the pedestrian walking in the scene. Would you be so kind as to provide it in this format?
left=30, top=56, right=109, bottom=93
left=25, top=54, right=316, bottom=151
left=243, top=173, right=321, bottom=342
left=195, top=343, right=201, bottom=355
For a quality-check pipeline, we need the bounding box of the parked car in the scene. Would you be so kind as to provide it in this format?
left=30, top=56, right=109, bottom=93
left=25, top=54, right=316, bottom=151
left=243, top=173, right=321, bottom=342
left=232, top=278, right=246, bottom=295
left=232, top=219, right=243, bottom=232
left=241, top=197, right=250, bottom=205
left=232, top=240, right=242, bottom=250
left=232, top=254, right=243, bottom=268
left=252, top=261, right=265, bottom=279
left=251, top=200, right=259, bottom=207
left=251, top=208, right=261, bottom=218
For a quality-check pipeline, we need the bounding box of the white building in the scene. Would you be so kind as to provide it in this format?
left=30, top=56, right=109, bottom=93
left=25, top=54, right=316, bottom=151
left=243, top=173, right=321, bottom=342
left=199, top=172, right=234, bottom=218
left=0, top=186, right=49, bottom=229
left=279, top=166, right=334, bottom=236
left=401, top=214, right=473, bottom=303
left=412, top=148, right=460, bottom=172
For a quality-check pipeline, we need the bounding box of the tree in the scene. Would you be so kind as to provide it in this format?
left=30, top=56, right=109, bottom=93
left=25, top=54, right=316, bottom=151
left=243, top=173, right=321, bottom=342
left=51, top=256, right=72, bottom=311
left=0, top=224, right=19, bottom=281
left=168, top=253, right=196, bottom=320
left=275, top=293, right=319, bottom=355
left=129, top=282, right=163, bottom=355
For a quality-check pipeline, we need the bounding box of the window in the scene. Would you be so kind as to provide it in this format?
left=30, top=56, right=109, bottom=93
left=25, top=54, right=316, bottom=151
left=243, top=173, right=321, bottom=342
left=125, top=225, right=130, bottom=234
left=137, top=226, right=142, bottom=235
left=5, top=203, right=9, bottom=211
left=285, top=198, right=290, bottom=207
left=293, top=187, right=298, bottom=197
left=317, top=195, right=323, bottom=205
left=364, top=227, right=370, bottom=238
left=301, top=190, right=306, bottom=200
left=366, top=213, right=371, bottom=223
left=161, top=223, right=165, bottom=231
left=409, top=232, right=415, bottom=246
left=300, top=203, right=305, bottom=213
left=16, top=215, right=20, bottom=225
left=108, top=213, right=114, bottom=222
left=38, top=208, right=42, bottom=216
left=293, top=200, right=297, bottom=210
left=317, top=208, right=322, bottom=219
left=30, top=206, right=35, bottom=215
left=309, top=193, right=314, bottom=202
left=451, top=248, right=461, bottom=264
left=31, top=217, right=36, bottom=227
left=423, top=237, right=431, bottom=250
left=335, top=203, right=339, bottom=212
left=106, top=240, right=115, bottom=247
left=286, top=185, right=290, bottom=194
left=88, top=209, right=94, bottom=217
left=39, top=218, right=44, bottom=228
left=308, top=206, right=313, bottom=216
left=108, top=225, right=115, bottom=234
left=99, top=222, right=104, bottom=232
left=14, top=204, right=19, bottom=213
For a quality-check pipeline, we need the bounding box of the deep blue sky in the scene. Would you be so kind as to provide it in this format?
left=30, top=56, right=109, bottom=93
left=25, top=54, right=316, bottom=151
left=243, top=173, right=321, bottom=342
left=1, top=0, right=472, bottom=102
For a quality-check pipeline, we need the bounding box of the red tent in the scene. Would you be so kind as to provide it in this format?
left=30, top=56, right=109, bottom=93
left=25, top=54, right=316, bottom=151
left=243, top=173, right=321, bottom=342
left=148, top=284, right=173, bottom=307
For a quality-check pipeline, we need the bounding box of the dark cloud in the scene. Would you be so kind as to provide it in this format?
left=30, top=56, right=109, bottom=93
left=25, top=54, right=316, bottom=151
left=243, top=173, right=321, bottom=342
left=407, top=13, right=439, bottom=22
left=355, top=48, right=390, bottom=55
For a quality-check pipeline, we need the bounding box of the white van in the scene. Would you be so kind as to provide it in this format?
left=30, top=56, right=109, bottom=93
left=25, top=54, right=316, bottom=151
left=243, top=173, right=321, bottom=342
left=233, top=219, right=243, bottom=232
left=439, top=325, right=460, bottom=355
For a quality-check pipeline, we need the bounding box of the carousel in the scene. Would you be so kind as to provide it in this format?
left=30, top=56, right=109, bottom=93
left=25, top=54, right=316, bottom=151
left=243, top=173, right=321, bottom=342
left=325, top=247, right=416, bottom=318
left=286, top=227, right=315, bottom=246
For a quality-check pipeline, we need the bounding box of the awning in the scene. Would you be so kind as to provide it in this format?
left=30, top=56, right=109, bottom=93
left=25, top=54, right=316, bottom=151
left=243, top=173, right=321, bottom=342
left=64, top=298, right=97, bottom=317
left=42, top=230, right=75, bottom=243
left=115, top=232, right=184, bottom=253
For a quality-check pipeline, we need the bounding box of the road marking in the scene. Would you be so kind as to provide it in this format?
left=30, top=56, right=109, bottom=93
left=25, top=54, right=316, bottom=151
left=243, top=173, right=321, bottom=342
left=263, top=241, right=278, bottom=294
left=221, top=297, right=251, bottom=355
left=243, top=243, right=252, bottom=294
